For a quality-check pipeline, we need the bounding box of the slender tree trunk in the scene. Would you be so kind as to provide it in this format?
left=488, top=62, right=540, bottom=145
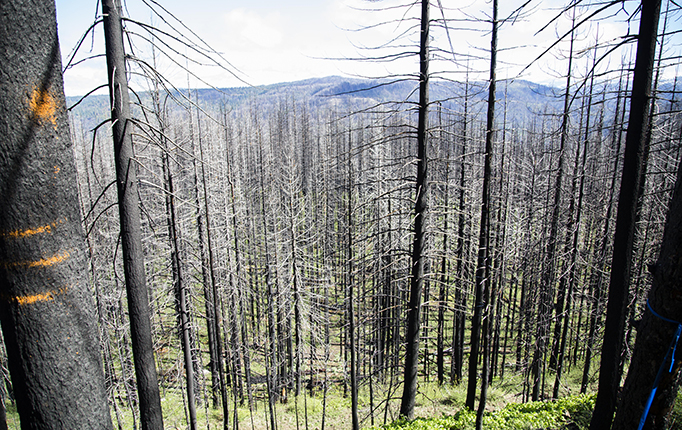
left=399, top=0, right=429, bottom=419
left=490, top=87, right=509, bottom=380
left=472, top=1, right=497, bottom=423
left=161, top=151, right=198, bottom=430
left=192, top=99, right=220, bottom=410
left=533, top=11, right=575, bottom=400
left=0, top=1, right=113, bottom=428
left=582, top=71, right=627, bottom=393
left=288, top=179, right=303, bottom=401
left=452, top=77, right=470, bottom=386
left=437, top=106, right=451, bottom=386
left=590, top=0, right=662, bottom=427
left=258, top=130, right=279, bottom=430
left=553, top=69, right=593, bottom=398
left=222, top=107, right=254, bottom=416
left=213, top=112, right=232, bottom=430
left=346, top=127, right=360, bottom=430
left=101, top=1, right=164, bottom=428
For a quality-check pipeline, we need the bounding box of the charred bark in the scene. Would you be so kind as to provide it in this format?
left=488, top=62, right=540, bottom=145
left=0, top=1, right=113, bottom=428
left=101, top=0, right=164, bottom=428
left=590, top=0, right=662, bottom=427
left=399, top=0, right=430, bottom=419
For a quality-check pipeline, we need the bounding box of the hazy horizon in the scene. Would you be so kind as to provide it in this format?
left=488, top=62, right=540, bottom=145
left=55, top=0, right=679, bottom=97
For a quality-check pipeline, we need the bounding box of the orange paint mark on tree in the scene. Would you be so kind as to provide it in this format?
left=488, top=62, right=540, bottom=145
left=26, top=251, right=70, bottom=267
left=28, top=86, right=58, bottom=128
left=2, top=250, right=70, bottom=269
left=14, top=286, right=68, bottom=306
left=2, top=219, right=66, bottom=240
left=16, top=290, right=54, bottom=305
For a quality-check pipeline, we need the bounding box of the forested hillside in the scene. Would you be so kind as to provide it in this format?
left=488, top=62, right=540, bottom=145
left=63, top=73, right=682, bottom=428
left=1, top=0, right=682, bottom=429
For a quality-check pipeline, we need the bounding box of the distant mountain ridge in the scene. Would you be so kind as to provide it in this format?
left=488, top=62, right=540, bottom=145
left=67, top=75, right=564, bottom=129
left=182, top=75, right=559, bottom=112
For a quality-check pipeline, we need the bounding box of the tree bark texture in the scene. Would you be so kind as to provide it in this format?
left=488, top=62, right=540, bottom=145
left=590, top=0, right=662, bottom=428
left=101, top=0, right=164, bottom=428
left=399, top=0, right=429, bottom=419
left=0, top=1, right=113, bottom=428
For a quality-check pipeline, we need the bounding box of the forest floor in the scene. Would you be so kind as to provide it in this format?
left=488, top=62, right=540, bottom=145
left=3, top=363, right=681, bottom=429
left=0, top=363, right=586, bottom=429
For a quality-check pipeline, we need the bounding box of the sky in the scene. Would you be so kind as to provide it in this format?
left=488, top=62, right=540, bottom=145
left=54, top=0, right=679, bottom=97
left=56, top=0, right=389, bottom=96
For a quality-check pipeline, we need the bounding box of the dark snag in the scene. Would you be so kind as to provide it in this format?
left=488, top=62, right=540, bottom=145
left=468, top=0, right=497, bottom=414
left=0, top=0, right=113, bottom=428
left=162, top=150, right=198, bottom=430
left=612, top=160, right=682, bottom=429
left=346, top=125, right=360, bottom=430
left=436, top=104, right=450, bottom=386
left=399, top=0, right=430, bottom=420
left=101, top=0, right=164, bottom=429
left=590, top=0, right=662, bottom=428
left=452, top=76, right=470, bottom=386
left=475, top=1, right=497, bottom=426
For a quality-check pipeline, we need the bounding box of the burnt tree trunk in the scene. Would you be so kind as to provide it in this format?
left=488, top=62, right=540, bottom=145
left=190, top=97, right=221, bottom=411
left=452, top=76, right=470, bottom=386
left=346, top=127, right=360, bottom=430
left=101, top=0, right=164, bottom=428
left=612, top=156, right=682, bottom=429
left=473, top=1, right=497, bottom=425
left=399, top=0, right=430, bottom=419
left=590, top=0, right=662, bottom=427
left=161, top=151, right=198, bottom=430
left=0, top=0, right=113, bottom=428
left=436, top=105, right=451, bottom=386
left=553, top=59, right=595, bottom=398
left=581, top=71, right=627, bottom=394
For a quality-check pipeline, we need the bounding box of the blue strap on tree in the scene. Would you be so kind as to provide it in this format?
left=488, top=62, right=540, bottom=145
left=637, top=300, right=682, bottom=430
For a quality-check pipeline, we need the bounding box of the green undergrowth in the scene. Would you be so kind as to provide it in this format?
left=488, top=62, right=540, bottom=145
left=372, top=394, right=596, bottom=430
left=4, top=375, right=682, bottom=429
left=671, top=392, right=682, bottom=430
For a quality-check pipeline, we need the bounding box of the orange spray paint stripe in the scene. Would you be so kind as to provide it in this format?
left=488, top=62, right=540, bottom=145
left=2, top=219, right=66, bottom=240
left=13, top=286, right=68, bottom=306
left=2, top=250, right=71, bottom=269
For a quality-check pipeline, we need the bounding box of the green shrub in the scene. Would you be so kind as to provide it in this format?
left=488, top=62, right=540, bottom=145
left=372, top=394, right=595, bottom=430
left=670, top=391, right=682, bottom=430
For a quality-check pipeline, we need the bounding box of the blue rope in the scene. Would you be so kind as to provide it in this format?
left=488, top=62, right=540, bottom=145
left=637, top=300, right=682, bottom=430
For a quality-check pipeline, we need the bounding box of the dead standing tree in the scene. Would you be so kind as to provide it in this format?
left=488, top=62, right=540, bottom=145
left=0, top=0, right=113, bottom=428
left=474, top=2, right=498, bottom=428
left=101, top=0, right=164, bottom=428
left=399, top=0, right=430, bottom=420
left=590, top=0, right=662, bottom=427
left=613, top=127, right=682, bottom=430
